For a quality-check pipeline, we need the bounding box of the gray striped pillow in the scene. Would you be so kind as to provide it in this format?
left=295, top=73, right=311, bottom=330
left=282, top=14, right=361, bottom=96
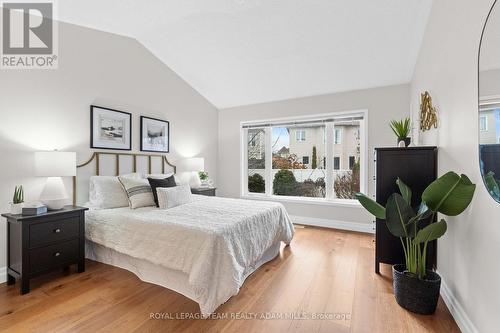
left=118, top=177, right=155, bottom=209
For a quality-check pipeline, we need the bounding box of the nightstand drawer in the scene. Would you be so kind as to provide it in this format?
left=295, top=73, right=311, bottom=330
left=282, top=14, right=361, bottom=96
left=29, top=239, right=79, bottom=274
left=29, top=216, right=79, bottom=248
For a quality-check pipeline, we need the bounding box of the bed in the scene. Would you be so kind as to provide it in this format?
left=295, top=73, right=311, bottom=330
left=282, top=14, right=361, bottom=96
left=74, top=152, right=294, bottom=316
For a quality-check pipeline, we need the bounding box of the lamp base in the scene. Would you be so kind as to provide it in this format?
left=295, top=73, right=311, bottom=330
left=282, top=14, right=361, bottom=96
left=41, top=199, right=67, bottom=210
left=40, top=177, right=69, bottom=210
left=189, top=171, right=202, bottom=188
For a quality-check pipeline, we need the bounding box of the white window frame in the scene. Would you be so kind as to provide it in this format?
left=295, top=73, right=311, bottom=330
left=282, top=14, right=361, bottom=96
left=296, top=130, right=306, bottom=141
left=240, top=110, right=368, bottom=206
left=334, top=128, right=342, bottom=144
left=479, top=115, right=488, bottom=132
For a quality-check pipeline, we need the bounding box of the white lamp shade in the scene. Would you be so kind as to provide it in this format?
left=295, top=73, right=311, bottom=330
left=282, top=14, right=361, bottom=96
left=35, top=151, right=76, bottom=177
left=178, top=157, right=204, bottom=172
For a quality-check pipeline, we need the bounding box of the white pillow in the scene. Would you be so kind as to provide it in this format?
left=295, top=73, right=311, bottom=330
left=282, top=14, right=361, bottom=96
left=88, top=173, right=141, bottom=209
left=157, top=185, right=193, bottom=209
left=118, top=176, right=156, bottom=209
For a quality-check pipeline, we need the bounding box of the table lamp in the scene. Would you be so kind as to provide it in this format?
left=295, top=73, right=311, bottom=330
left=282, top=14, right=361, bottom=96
left=178, top=157, right=204, bottom=188
left=35, top=151, right=76, bottom=210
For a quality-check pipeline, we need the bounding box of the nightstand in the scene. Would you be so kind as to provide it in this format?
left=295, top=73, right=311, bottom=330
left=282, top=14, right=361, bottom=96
left=1, top=205, right=88, bottom=294
left=191, top=187, right=216, bottom=197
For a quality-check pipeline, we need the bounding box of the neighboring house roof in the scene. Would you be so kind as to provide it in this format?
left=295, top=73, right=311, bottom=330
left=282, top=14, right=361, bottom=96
left=277, top=146, right=290, bottom=155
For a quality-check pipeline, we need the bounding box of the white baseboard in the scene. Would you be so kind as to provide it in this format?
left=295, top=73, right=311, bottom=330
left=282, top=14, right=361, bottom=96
left=290, top=215, right=374, bottom=234
left=0, top=266, right=6, bottom=284
left=439, top=272, right=477, bottom=333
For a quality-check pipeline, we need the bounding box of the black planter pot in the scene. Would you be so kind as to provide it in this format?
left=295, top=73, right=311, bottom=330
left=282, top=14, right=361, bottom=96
left=392, top=264, right=441, bottom=315
left=397, top=137, right=411, bottom=147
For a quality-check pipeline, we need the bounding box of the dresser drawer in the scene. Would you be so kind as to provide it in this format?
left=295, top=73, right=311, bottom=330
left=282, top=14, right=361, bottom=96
left=29, top=239, right=79, bottom=274
left=29, top=216, right=80, bottom=248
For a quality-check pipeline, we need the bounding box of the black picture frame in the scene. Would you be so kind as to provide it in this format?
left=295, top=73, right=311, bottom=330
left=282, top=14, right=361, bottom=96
left=140, top=116, right=170, bottom=153
left=90, top=105, right=132, bottom=151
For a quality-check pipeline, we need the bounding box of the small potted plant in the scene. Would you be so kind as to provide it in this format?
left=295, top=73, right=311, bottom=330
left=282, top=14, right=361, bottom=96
left=198, top=171, right=211, bottom=186
left=390, top=118, right=411, bottom=147
left=356, top=172, right=475, bottom=314
left=11, top=185, right=25, bottom=214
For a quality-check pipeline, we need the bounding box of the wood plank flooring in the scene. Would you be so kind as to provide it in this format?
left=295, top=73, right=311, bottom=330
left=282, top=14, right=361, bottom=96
left=0, top=227, right=459, bottom=333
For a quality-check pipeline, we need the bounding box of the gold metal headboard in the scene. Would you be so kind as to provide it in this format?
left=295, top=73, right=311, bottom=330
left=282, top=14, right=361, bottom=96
left=72, top=151, right=176, bottom=205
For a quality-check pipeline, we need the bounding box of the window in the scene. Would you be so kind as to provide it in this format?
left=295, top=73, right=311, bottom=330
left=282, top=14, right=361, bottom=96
left=349, top=156, right=356, bottom=169
left=333, top=121, right=361, bottom=199
left=296, top=130, right=306, bottom=141
left=271, top=125, right=326, bottom=198
left=334, top=128, right=342, bottom=144
left=479, top=116, right=488, bottom=131
left=247, top=128, right=266, bottom=193
left=333, top=156, right=340, bottom=170
left=479, top=102, right=500, bottom=145
left=242, top=111, right=367, bottom=202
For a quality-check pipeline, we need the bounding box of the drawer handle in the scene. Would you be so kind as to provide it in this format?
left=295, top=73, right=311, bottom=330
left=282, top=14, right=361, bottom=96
left=54, top=252, right=61, bottom=257
left=53, top=228, right=61, bottom=233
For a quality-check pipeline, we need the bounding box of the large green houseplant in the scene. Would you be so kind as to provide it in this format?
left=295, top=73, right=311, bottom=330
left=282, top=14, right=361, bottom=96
left=356, top=171, right=476, bottom=314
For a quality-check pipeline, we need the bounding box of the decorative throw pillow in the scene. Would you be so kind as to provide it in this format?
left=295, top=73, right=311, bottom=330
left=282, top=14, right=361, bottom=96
left=146, top=173, right=181, bottom=185
left=157, top=185, right=193, bottom=209
left=147, top=176, right=177, bottom=207
left=88, top=173, right=141, bottom=209
left=118, top=176, right=155, bottom=209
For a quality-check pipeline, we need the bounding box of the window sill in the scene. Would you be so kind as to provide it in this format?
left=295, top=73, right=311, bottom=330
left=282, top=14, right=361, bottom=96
left=240, top=194, right=363, bottom=208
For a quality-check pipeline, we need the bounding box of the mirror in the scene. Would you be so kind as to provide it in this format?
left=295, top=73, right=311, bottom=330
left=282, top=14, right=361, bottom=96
left=479, top=0, right=500, bottom=203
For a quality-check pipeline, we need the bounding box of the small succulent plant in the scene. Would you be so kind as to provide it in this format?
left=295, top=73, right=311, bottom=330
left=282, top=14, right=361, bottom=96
left=13, top=186, right=24, bottom=204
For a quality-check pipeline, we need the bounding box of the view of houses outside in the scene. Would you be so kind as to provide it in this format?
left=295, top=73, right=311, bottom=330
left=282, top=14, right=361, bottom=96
left=247, top=121, right=361, bottom=198
left=479, top=108, right=500, bottom=144
left=478, top=107, right=500, bottom=202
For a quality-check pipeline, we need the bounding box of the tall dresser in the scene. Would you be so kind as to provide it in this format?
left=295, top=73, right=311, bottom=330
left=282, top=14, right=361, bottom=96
left=374, top=146, right=438, bottom=274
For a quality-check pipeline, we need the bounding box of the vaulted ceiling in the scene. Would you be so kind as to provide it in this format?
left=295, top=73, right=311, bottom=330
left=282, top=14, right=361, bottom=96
left=58, top=0, right=433, bottom=109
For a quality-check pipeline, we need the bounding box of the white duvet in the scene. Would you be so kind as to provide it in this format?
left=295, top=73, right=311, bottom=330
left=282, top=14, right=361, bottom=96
left=85, top=195, right=294, bottom=315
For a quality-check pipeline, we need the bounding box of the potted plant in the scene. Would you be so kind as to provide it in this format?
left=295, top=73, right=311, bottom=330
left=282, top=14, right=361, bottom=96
left=11, top=185, right=25, bottom=214
left=198, top=171, right=213, bottom=186
left=390, top=118, right=411, bottom=147
left=356, top=172, right=476, bottom=314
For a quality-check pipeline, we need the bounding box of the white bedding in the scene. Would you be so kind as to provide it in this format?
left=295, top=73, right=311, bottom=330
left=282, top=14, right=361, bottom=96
left=85, top=195, right=294, bottom=315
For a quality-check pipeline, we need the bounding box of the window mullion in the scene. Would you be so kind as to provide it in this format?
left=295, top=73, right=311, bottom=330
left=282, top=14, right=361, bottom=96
left=360, top=119, right=367, bottom=194
left=265, top=127, right=273, bottom=196
left=325, top=122, right=334, bottom=199
left=242, top=128, right=249, bottom=196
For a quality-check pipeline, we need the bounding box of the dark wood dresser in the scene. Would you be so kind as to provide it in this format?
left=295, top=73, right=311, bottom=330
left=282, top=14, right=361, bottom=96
left=1, top=206, right=88, bottom=294
left=374, top=147, right=437, bottom=273
left=191, top=187, right=216, bottom=196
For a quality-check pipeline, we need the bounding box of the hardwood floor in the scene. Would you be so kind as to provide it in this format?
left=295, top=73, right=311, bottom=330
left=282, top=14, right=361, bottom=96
left=0, top=227, right=459, bottom=333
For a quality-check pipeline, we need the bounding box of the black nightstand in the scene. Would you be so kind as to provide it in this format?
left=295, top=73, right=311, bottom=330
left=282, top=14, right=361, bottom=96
left=1, top=205, right=88, bottom=294
left=191, top=187, right=216, bottom=197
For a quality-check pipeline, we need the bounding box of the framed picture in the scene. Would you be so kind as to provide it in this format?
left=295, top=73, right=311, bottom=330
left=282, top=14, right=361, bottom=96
left=90, top=105, right=132, bottom=150
left=140, top=116, right=169, bottom=153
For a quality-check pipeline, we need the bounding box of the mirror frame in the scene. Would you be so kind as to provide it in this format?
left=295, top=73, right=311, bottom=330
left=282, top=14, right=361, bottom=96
left=478, top=0, right=500, bottom=204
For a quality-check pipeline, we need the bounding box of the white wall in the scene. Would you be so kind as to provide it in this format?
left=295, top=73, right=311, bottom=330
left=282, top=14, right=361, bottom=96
left=218, top=84, right=410, bottom=228
left=0, top=22, right=218, bottom=271
left=480, top=68, right=500, bottom=97
left=410, top=0, right=500, bottom=331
